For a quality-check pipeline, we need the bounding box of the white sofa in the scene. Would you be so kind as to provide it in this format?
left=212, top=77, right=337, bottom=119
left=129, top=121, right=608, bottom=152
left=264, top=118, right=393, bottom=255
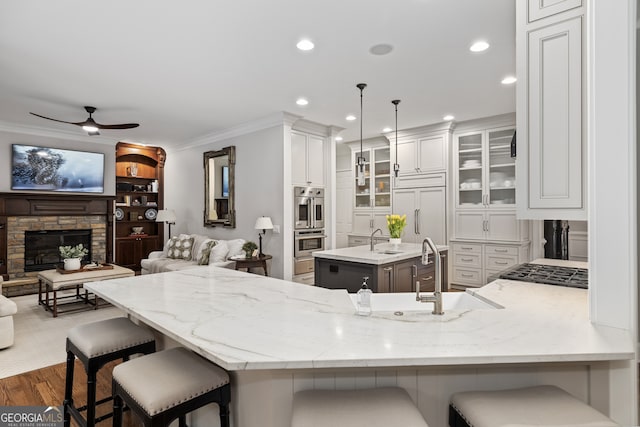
left=0, top=277, right=18, bottom=349
left=141, top=234, right=246, bottom=275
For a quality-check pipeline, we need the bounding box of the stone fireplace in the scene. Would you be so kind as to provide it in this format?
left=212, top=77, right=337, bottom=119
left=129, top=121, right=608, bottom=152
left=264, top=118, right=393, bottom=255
left=0, top=193, right=114, bottom=294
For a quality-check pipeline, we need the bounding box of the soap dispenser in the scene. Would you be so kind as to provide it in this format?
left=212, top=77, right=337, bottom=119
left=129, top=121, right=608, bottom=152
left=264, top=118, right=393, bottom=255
left=356, top=276, right=372, bottom=316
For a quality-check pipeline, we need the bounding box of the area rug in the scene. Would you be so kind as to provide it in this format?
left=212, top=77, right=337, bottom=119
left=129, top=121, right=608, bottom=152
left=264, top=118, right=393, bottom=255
left=0, top=292, right=125, bottom=379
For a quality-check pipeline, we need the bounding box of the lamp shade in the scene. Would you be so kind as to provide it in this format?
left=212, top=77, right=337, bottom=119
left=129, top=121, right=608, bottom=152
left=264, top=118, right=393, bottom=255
left=254, top=216, right=273, bottom=230
left=156, top=209, right=176, bottom=223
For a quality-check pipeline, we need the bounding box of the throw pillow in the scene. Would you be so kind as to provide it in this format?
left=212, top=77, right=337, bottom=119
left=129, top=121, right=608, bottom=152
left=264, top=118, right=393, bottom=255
left=226, top=239, right=246, bottom=258
left=209, top=240, right=229, bottom=264
left=166, top=236, right=194, bottom=260
left=197, top=240, right=217, bottom=265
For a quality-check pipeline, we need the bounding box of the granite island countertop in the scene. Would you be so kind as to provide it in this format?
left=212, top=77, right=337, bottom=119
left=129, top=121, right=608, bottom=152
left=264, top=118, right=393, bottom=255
left=84, top=266, right=633, bottom=371
left=313, top=242, right=448, bottom=265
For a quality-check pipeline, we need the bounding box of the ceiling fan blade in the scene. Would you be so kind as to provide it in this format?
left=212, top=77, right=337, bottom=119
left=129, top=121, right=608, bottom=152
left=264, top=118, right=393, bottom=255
left=29, top=112, right=85, bottom=126
left=95, top=122, right=140, bottom=130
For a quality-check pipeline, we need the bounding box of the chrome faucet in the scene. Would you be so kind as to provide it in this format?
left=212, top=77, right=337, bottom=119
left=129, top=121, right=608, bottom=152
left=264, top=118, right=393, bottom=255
left=416, top=237, right=443, bottom=315
left=370, top=228, right=382, bottom=251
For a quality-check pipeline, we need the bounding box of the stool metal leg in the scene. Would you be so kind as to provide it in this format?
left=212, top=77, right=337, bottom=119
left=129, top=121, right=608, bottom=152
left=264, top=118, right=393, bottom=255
left=63, top=351, right=75, bottom=427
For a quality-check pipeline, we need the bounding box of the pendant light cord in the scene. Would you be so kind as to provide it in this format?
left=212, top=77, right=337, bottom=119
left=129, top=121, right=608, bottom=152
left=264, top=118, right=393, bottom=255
left=392, top=99, right=401, bottom=177
left=357, top=83, right=367, bottom=171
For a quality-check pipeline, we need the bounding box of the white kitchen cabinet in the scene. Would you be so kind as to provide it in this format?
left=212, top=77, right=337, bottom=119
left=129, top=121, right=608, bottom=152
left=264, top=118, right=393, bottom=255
left=450, top=241, right=530, bottom=288
left=352, top=212, right=389, bottom=236
left=528, top=0, right=581, bottom=22
left=454, top=210, right=524, bottom=242
left=455, top=126, right=516, bottom=209
left=394, top=135, right=447, bottom=177
left=353, top=147, right=391, bottom=209
left=516, top=1, right=586, bottom=220
left=347, top=234, right=389, bottom=248
left=292, top=130, right=324, bottom=187
left=393, top=187, right=446, bottom=245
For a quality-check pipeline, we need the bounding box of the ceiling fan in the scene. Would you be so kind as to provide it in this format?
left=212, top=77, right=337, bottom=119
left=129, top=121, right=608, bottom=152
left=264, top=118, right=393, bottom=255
left=30, top=106, right=139, bottom=136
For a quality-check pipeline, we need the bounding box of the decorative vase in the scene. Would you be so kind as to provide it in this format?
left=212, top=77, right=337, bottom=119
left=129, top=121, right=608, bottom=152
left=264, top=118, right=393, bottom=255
left=64, top=258, right=81, bottom=271
left=245, top=251, right=253, bottom=259
left=389, top=238, right=401, bottom=247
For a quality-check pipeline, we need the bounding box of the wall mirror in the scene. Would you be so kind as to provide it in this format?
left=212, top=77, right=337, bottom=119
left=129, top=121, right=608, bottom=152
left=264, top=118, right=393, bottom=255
left=204, top=146, right=235, bottom=228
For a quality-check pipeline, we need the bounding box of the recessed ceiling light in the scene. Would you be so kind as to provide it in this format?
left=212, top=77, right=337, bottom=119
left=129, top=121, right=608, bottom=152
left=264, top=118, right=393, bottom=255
left=443, top=115, right=455, bottom=121
left=382, top=127, right=392, bottom=133
left=296, top=39, right=314, bottom=51
left=501, top=76, right=517, bottom=85
left=296, top=98, right=309, bottom=106
left=346, top=115, right=356, bottom=121
left=369, top=44, right=394, bottom=56
left=335, top=136, right=343, bottom=142
left=469, top=41, right=490, bottom=52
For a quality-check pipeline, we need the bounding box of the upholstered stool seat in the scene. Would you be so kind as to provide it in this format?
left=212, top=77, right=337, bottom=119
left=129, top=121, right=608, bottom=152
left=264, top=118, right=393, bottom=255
left=112, top=347, right=231, bottom=427
left=0, top=278, right=17, bottom=349
left=449, top=385, right=619, bottom=427
left=291, top=387, right=429, bottom=427
left=64, top=317, right=156, bottom=427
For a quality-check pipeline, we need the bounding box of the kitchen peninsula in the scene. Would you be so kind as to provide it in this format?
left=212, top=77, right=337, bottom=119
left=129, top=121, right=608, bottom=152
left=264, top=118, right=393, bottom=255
left=313, top=242, right=448, bottom=292
left=85, top=266, right=633, bottom=427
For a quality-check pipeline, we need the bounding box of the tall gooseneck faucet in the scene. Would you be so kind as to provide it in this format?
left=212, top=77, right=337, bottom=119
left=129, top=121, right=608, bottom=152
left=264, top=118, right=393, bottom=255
left=370, top=228, right=382, bottom=251
left=416, top=237, right=443, bottom=315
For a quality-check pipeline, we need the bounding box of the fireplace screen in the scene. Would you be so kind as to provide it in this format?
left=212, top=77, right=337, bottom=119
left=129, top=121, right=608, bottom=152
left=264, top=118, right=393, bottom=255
left=24, top=229, right=92, bottom=272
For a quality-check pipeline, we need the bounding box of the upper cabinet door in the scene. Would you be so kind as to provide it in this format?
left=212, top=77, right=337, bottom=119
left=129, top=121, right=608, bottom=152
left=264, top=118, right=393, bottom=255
left=395, top=140, right=418, bottom=175
left=417, top=136, right=446, bottom=173
left=528, top=0, right=582, bottom=22
left=291, top=132, right=308, bottom=185
left=527, top=17, right=583, bottom=210
left=306, top=135, right=325, bottom=186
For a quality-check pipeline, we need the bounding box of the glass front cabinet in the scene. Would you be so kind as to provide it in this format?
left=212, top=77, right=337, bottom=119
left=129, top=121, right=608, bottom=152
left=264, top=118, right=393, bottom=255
left=353, top=146, right=391, bottom=209
left=455, top=127, right=516, bottom=209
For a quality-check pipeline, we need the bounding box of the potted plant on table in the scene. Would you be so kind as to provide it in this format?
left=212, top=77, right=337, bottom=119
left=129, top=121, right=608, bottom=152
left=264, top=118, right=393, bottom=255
left=59, top=243, right=89, bottom=271
left=242, top=241, right=258, bottom=259
left=386, top=214, right=407, bottom=247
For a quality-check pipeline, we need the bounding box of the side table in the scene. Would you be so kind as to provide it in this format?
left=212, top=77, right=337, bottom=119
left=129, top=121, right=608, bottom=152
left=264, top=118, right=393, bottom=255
left=233, top=254, right=273, bottom=276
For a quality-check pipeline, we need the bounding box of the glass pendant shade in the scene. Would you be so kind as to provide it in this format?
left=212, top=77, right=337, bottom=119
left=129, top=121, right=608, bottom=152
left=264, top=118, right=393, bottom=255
left=392, top=99, right=401, bottom=177
left=356, top=83, right=367, bottom=186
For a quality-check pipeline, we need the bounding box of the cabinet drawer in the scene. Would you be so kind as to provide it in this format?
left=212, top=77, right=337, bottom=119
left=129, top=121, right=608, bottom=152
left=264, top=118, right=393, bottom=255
left=484, top=245, right=518, bottom=256
left=294, top=258, right=314, bottom=275
left=485, top=255, right=518, bottom=271
left=453, top=268, right=483, bottom=286
left=348, top=236, right=369, bottom=247
left=452, top=243, right=482, bottom=254
left=453, top=252, right=481, bottom=268
left=393, top=172, right=445, bottom=189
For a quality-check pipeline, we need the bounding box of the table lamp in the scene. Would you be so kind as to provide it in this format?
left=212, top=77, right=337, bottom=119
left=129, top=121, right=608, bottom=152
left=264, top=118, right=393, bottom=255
left=156, top=209, right=176, bottom=238
left=254, top=216, right=273, bottom=256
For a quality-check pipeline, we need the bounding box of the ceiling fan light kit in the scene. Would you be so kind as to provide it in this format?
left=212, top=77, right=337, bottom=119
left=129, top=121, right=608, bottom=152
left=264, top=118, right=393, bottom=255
left=30, top=106, right=139, bottom=136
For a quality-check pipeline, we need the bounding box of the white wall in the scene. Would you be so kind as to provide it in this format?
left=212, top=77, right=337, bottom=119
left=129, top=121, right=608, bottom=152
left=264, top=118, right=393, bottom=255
left=0, top=130, right=116, bottom=195
left=165, top=125, right=286, bottom=278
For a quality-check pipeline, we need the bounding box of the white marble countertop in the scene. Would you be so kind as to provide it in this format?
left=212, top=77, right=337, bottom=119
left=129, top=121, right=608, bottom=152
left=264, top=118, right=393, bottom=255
left=84, top=265, right=633, bottom=371
left=313, top=242, right=449, bottom=265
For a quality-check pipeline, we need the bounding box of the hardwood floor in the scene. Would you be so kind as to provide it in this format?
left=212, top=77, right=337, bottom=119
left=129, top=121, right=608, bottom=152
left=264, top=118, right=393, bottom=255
left=0, top=359, right=141, bottom=426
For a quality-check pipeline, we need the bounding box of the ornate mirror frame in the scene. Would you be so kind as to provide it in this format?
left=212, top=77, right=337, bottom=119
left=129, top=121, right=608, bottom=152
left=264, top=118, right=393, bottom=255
left=204, top=146, right=236, bottom=228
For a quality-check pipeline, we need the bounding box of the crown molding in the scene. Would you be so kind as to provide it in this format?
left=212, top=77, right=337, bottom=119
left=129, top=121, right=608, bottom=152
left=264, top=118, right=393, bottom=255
left=181, top=111, right=303, bottom=151
left=292, top=117, right=341, bottom=137
left=0, top=120, right=117, bottom=145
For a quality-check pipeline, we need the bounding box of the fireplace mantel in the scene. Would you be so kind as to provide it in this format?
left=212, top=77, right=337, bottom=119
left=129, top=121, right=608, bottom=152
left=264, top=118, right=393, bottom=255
left=0, top=192, right=115, bottom=279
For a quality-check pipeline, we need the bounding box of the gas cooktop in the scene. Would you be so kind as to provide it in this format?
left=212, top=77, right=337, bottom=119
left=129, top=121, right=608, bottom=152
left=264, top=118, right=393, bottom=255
left=499, top=263, right=588, bottom=289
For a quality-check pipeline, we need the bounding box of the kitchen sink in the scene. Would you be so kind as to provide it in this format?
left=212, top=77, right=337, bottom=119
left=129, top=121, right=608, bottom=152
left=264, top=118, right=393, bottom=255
left=349, top=291, right=501, bottom=313
left=375, top=249, right=404, bottom=254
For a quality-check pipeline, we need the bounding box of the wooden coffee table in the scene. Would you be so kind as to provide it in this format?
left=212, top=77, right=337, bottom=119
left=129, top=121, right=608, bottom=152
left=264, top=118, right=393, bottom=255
left=37, top=264, right=134, bottom=317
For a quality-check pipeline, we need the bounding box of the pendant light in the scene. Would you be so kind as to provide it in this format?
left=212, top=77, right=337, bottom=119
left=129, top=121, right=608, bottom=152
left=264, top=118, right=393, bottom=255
left=356, top=83, right=367, bottom=186
left=392, top=99, right=401, bottom=177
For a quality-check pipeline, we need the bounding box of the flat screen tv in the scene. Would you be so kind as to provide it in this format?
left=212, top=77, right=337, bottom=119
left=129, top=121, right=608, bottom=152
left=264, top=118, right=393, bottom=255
left=221, top=165, right=229, bottom=197
left=11, top=144, right=105, bottom=193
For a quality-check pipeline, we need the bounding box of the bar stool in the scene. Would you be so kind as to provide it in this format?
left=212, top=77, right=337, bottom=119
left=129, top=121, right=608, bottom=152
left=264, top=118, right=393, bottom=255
left=64, top=317, right=156, bottom=427
left=291, top=387, right=429, bottom=427
left=112, top=347, right=231, bottom=427
left=449, top=385, right=619, bottom=427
